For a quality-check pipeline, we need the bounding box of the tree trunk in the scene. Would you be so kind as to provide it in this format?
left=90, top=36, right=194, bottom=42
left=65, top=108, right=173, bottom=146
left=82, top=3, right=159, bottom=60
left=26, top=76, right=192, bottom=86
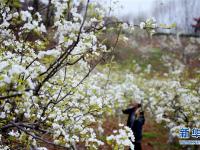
left=45, top=0, right=52, bottom=28
left=33, top=0, right=39, bottom=12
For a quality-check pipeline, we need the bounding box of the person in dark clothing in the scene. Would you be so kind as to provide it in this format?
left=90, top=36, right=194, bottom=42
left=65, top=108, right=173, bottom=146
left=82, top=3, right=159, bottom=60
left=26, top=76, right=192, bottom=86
left=192, top=17, right=200, bottom=33
left=133, top=110, right=145, bottom=150
left=122, top=103, right=145, bottom=150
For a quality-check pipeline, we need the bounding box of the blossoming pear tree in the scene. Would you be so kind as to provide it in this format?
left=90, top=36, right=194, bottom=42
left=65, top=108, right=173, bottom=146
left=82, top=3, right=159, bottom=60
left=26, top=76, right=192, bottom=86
left=0, top=0, right=175, bottom=149
left=143, top=60, right=200, bottom=142
left=130, top=57, right=200, bottom=143
left=0, top=0, right=139, bottom=149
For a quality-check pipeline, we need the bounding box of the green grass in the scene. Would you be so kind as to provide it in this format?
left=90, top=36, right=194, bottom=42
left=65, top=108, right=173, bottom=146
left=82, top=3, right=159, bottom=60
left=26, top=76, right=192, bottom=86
left=150, top=141, right=183, bottom=150
left=143, top=132, right=158, bottom=139
left=113, top=46, right=171, bottom=74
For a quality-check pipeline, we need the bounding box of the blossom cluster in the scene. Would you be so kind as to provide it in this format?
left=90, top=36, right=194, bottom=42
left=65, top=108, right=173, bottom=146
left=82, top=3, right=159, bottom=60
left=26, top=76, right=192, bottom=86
left=140, top=18, right=157, bottom=35
left=107, top=124, right=135, bottom=150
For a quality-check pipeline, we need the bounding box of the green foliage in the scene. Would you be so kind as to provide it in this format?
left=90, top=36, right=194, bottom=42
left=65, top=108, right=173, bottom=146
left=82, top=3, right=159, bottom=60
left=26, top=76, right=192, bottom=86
left=159, top=23, right=177, bottom=29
